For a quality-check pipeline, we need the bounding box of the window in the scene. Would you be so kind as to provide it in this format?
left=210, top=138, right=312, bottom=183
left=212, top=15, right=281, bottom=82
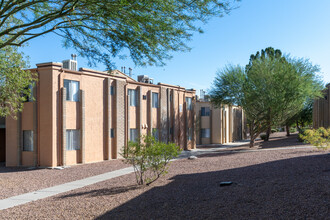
left=23, top=130, right=33, bottom=151
left=187, top=128, right=192, bottom=141
left=201, top=128, right=210, bottom=138
left=152, top=92, right=159, bottom=108
left=66, top=130, right=80, bottom=150
left=64, top=80, right=80, bottom=101
left=201, top=107, right=210, bottom=116
left=152, top=128, right=159, bottom=141
left=110, top=129, right=114, bottom=138
left=186, top=97, right=192, bottom=110
left=128, top=89, right=137, bottom=106
left=130, top=129, right=138, bottom=142
left=27, top=83, right=35, bottom=102
left=170, top=127, right=173, bottom=135
left=110, top=86, right=115, bottom=95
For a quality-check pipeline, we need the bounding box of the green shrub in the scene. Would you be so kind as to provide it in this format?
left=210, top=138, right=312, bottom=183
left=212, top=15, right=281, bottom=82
left=260, top=134, right=267, bottom=141
left=289, top=127, right=296, bottom=133
left=121, top=135, right=181, bottom=185
left=271, top=128, right=277, bottom=133
left=299, top=127, right=330, bottom=150
left=297, top=128, right=307, bottom=142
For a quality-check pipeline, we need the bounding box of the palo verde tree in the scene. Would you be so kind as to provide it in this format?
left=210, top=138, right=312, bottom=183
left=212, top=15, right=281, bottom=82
left=0, top=0, right=239, bottom=117
left=0, top=0, right=239, bottom=69
left=210, top=47, right=323, bottom=147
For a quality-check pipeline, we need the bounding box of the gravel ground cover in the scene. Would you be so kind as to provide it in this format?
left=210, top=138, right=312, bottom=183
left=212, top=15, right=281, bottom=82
left=0, top=159, right=129, bottom=199
left=1, top=133, right=329, bottom=219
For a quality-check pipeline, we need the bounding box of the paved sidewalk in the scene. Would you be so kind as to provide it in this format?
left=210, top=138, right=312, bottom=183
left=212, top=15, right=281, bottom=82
left=0, top=167, right=134, bottom=211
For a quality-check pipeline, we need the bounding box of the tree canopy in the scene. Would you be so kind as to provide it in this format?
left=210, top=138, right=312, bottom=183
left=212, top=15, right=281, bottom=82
left=0, top=46, right=35, bottom=117
left=0, top=0, right=239, bottom=69
left=210, top=47, right=323, bottom=147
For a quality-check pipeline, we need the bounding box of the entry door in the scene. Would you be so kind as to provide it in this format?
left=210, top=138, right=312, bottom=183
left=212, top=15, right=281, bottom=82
left=0, top=129, right=5, bottom=162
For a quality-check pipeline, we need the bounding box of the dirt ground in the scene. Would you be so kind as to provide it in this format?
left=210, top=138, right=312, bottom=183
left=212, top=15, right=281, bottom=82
left=0, top=133, right=329, bottom=219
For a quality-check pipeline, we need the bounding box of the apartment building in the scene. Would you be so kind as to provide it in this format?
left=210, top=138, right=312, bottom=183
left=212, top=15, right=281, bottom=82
left=313, top=83, right=330, bottom=128
left=195, top=101, right=246, bottom=145
left=2, top=59, right=196, bottom=167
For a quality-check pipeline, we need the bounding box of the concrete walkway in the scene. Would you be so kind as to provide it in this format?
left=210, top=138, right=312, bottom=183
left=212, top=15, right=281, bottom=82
left=0, top=140, right=314, bottom=211
left=0, top=167, right=135, bottom=211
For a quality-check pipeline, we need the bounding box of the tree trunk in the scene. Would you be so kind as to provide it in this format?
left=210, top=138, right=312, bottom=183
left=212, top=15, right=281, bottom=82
left=265, top=126, right=271, bottom=141
left=249, top=138, right=255, bottom=148
left=286, top=124, right=290, bottom=136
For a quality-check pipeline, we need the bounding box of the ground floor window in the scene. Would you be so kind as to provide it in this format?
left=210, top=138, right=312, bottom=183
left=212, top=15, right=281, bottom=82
left=130, top=129, right=138, bottom=142
left=201, top=128, right=210, bottom=138
left=66, top=130, right=80, bottom=150
left=152, top=128, right=159, bottom=141
left=110, top=128, right=115, bottom=138
left=23, top=130, right=33, bottom=151
left=187, top=128, right=193, bottom=141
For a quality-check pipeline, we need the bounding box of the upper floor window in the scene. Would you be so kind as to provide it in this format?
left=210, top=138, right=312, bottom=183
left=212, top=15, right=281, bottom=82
left=201, top=107, right=210, bottom=116
left=128, top=89, right=137, bottom=106
left=110, top=86, right=115, bottom=95
left=152, top=92, right=159, bottom=108
left=64, top=80, right=80, bottom=102
left=186, top=97, right=192, bottom=110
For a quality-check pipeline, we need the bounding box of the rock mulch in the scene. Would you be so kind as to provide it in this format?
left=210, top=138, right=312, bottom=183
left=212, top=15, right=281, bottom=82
left=0, top=159, right=129, bottom=199
left=0, top=133, right=329, bottom=219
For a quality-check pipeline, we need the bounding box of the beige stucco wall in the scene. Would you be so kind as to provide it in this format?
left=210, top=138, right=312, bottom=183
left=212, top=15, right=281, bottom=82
left=5, top=63, right=196, bottom=167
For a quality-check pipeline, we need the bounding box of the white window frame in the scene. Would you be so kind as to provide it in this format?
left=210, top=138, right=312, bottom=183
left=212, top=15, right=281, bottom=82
left=66, top=129, right=80, bottom=150
left=152, top=92, right=159, bottom=108
left=64, top=79, right=80, bottom=102
left=128, top=89, right=137, bottom=107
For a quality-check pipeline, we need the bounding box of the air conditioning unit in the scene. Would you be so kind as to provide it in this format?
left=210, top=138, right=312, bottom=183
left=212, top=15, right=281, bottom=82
left=137, top=75, right=153, bottom=84
left=62, top=54, right=78, bottom=71
left=62, top=59, right=77, bottom=71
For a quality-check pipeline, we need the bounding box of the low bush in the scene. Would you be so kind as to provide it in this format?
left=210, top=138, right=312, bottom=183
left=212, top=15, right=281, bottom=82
left=289, top=127, right=296, bottom=133
left=121, top=135, right=181, bottom=185
left=299, top=127, right=330, bottom=150
left=271, top=128, right=277, bottom=133
left=260, top=134, right=267, bottom=141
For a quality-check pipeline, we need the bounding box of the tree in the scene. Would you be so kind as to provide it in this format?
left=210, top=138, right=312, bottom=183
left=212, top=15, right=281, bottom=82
left=121, top=135, right=180, bottom=186
left=0, top=46, right=36, bottom=117
left=284, top=99, right=314, bottom=136
left=210, top=47, right=323, bottom=147
left=0, top=0, right=239, bottom=69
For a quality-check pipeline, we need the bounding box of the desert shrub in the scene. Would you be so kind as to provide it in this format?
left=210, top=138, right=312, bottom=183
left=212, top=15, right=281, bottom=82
left=297, top=128, right=307, bottom=142
left=121, top=135, right=181, bottom=185
left=271, top=128, right=277, bottom=133
left=299, top=127, right=330, bottom=149
left=289, top=127, right=296, bottom=133
left=260, top=134, right=267, bottom=141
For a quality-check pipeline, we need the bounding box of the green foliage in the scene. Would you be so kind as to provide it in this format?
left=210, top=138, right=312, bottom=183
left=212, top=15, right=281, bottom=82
left=271, top=128, right=277, bottom=133
left=260, top=134, right=267, bottom=141
left=210, top=47, right=323, bottom=147
left=121, top=135, right=181, bottom=186
left=299, top=127, right=330, bottom=149
left=0, top=0, right=239, bottom=69
left=0, top=46, right=36, bottom=117
left=289, top=127, right=296, bottom=133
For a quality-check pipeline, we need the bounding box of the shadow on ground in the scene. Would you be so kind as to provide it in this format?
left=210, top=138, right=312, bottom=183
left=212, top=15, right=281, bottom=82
left=89, top=153, right=329, bottom=219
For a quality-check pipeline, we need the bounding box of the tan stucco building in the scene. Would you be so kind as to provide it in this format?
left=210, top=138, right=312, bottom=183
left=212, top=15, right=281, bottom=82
left=1, top=61, right=196, bottom=167
left=313, top=84, right=330, bottom=128
left=195, top=101, right=246, bottom=145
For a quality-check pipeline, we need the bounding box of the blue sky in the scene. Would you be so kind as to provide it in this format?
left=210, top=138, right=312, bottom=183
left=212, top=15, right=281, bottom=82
left=22, top=0, right=330, bottom=95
